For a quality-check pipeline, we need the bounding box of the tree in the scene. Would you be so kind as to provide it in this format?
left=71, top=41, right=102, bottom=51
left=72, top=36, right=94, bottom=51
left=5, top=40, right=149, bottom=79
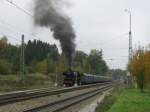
left=0, top=36, right=20, bottom=73
left=35, top=59, right=48, bottom=74
left=0, top=37, right=8, bottom=58
left=73, top=51, right=88, bottom=72
left=46, top=54, right=55, bottom=74
left=57, top=55, right=68, bottom=85
left=109, top=69, right=127, bottom=80
left=88, top=49, right=108, bottom=75
left=129, top=46, right=150, bottom=91
left=25, top=39, right=59, bottom=66
left=0, top=59, right=12, bottom=74
left=82, top=58, right=91, bottom=73
left=0, top=36, right=8, bottom=49
left=74, top=51, right=88, bottom=66
left=34, top=57, right=55, bottom=75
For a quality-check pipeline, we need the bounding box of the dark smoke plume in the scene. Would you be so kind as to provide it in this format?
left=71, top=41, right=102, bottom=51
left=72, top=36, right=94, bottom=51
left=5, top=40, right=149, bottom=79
left=33, top=0, right=76, bottom=67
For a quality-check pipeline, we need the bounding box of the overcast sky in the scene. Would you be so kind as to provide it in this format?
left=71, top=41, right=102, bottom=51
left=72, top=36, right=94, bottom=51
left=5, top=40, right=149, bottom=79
left=0, top=0, right=150, bottom=70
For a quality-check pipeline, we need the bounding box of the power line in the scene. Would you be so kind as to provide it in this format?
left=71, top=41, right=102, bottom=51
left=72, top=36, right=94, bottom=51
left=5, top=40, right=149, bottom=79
left=4, top=0, right=59, bottom=47
left=0, top=21, right=25, bottom=42
left=5, top=0, right=33, bottom=17
left=7, top=35, right=21, bottom=42
left=0, top=21, right=21, bottom=35
left=0, top=17, right=37, bottom=36
left=0, top=17, right=38, bottom=41
left=3, top=0, right=46, bottom=39
left=78, top=33, right=128, bottom=50
left=3, top=0, right=129, bottom=58
left=0, top=31, right=21, bottom=42
left=99, top=33, right=128, bottom=48
left=3, top=0, right=42, bottom=41
left=5, top=0, right=126, bottom=48
left=1, top=1, right=50, bottom=42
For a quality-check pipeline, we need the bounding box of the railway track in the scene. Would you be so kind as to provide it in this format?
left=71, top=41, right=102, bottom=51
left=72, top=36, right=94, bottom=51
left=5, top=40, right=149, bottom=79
left=0, top=82, right=111, bottom=106
left=23, top=83, right=112, bottom=112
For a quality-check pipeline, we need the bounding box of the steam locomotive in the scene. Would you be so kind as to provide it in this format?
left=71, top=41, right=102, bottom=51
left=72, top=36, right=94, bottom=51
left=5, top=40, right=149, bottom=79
left=63, top=71, right=112, bottom=87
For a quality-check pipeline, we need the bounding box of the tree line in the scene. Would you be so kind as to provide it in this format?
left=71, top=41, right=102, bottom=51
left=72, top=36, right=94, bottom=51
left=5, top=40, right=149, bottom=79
left=0, top=36, right=108, bottom=76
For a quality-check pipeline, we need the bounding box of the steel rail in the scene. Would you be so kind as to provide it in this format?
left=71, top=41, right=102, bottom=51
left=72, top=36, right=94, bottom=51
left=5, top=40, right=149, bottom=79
left=23, top=84, right=112, bottom=112
left=0, top=82, right=111, bottom=105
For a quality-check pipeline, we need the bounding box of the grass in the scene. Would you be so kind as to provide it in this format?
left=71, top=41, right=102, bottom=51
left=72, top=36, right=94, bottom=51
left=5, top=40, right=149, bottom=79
left=0, top=73, right=55, bottom=93
left=107, top=89, right=150, bottom=112
left=96, top=86, right=123, bottom=112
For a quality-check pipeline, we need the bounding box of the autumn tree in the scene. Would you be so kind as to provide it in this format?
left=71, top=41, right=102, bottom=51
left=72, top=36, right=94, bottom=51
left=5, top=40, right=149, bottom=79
left=0, top=36, right=7, bottom=49
left=0, top=37, right=20, bottom=74
left=129, top=46, right=150, bottom=91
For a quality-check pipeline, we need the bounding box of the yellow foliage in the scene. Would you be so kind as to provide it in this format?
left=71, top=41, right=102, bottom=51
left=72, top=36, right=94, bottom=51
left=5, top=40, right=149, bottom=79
left=57, top=55, right=68, bottom=85
left=0, top=37, right=8, bottom=48
left=57, top=55, right=68, bottom=75
left=129, top=46, right=150, bottom=89
left=35, top=59, right=47, bottom=73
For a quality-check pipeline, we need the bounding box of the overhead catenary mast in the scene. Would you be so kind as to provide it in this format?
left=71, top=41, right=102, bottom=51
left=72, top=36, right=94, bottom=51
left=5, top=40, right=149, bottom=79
left=125, top=9, right=132, bottom=64
left=125, top=9, right=132, bottom=86
left=20, top=34, right=25, bottom=83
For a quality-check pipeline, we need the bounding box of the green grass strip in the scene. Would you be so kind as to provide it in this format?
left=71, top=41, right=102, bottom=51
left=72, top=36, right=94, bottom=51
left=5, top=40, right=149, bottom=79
left=108, top=89, right=150, bottom=112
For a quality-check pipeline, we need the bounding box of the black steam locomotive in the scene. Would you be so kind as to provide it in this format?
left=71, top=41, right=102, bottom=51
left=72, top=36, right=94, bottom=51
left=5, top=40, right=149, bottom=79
left=63, top=71, right=112, bottom=87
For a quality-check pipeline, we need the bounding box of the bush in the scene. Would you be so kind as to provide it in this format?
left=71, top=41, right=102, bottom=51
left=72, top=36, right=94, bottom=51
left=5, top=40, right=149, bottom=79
left=0, top=59, right=12, bottom=74
left=35, top=59, right=47, bottom=74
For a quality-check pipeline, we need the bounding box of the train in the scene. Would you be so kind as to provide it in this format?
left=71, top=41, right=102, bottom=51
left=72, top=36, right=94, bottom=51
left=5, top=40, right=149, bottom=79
left=63, top=70, right=112, bottom=87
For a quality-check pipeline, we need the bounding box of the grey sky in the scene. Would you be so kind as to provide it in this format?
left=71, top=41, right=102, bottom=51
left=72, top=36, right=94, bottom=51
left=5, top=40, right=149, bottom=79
left=0, top=0, right=150, bottom=70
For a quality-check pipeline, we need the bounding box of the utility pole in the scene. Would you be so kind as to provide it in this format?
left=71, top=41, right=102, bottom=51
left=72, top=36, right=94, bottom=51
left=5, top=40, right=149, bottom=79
left=20, top=34, right=25, bottom=82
